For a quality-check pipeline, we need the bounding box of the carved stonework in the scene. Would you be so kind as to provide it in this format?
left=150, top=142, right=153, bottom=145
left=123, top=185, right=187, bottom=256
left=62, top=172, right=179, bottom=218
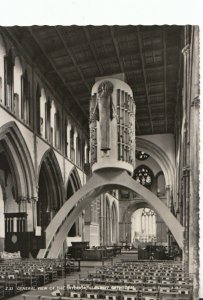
left=89, top=94, right=98, bottom=164
left=129, top=97, right=135, bottom=167
left=89, top=94, right=98, bottom=124
left=97, top=81, right=114, bottom=151
left=90, top=125, right=97, bottom=164
left=98, top=81, right=113, bottom=98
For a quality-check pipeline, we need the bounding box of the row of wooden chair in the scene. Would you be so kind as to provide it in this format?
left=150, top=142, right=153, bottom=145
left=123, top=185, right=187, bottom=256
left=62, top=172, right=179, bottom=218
left=19, top=261, right=193, bottom=300
left=0, top=258, right=79, bottom=298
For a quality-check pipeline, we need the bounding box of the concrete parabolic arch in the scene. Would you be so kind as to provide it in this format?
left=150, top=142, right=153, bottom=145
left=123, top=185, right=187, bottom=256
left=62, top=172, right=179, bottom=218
left=37, top=169, right=183, bottom=259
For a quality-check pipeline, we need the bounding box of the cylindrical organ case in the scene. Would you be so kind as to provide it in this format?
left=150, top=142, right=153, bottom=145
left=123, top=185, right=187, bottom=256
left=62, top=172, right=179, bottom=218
left=89, top=78, right=135, bottom=175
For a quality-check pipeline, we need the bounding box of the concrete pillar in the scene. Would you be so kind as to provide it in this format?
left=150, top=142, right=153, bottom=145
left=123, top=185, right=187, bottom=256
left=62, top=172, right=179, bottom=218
left=38, top=170, right=184, bottom=259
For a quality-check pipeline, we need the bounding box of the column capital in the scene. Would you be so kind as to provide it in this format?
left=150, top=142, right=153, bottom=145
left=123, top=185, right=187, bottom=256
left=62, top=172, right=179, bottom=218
left=183, top=166, right=190, bottom=176
left=17, top=196, right=27, bottom=203
left=30, top=196, right=38, bottom=203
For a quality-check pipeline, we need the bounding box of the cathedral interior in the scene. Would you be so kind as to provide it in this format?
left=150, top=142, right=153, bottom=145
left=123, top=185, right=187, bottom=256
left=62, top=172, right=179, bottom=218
left=0, top=25, right=200, bottom=299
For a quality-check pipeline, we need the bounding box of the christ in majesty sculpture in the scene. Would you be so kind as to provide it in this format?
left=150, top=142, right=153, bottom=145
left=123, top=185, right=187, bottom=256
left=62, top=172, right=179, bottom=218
left=90, top=80, right=114, bottom=152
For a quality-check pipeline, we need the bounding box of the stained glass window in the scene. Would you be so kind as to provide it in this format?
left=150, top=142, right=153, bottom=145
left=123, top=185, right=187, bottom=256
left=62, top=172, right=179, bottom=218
left=134, top=165, right=153, bottom=187
left=136, top=150, right=149, bottom=160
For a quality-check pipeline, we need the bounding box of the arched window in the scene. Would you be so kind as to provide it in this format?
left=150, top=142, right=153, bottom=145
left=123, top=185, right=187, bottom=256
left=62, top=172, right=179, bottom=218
left=40, top=88, right=46, bottom=138
left=76, top=134, right=81, bottom=167
left=50, top=100, right=56, bottom=145
left=0, top=34, right=6, bottom=104
left=64, top=118, right=68, bottom=157
left=157, top=172, right=166, bottom=196
left=36, top=84, right=41, bottom=135
left=54, top=110, right=61, bottom=150
left=4, top=50, right=13, bottom=109
left=21, top=70, right=30, bottom=124
left=141, top=208, right=156, bottom=242
left=134, top=165, right=153, bottom=188
left=45, top=98, right=51, bottom=141
left=13, top=56, right=23, bottom=117
left=136, top=150, right=149, bottom=160
left=131, top=208, right=156, bottom=244
left=70, top=126, right=75, bottom=162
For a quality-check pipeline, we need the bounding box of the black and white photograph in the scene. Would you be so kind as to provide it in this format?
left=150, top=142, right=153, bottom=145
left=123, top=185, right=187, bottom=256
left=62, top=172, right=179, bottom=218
left=0, top=3, right=201, bottom=299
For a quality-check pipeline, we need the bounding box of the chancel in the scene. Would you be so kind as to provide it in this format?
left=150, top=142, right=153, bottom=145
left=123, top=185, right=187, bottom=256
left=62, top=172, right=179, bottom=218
left=0, top=25, right=199, bottom=300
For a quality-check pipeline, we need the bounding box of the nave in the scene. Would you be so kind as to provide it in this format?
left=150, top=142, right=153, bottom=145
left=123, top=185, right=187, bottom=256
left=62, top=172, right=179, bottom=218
left=0, top=25, right=199, bottom=298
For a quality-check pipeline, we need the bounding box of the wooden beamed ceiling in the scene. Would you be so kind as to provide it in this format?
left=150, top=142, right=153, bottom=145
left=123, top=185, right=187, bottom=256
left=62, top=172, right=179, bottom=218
left=4, top=25, right=183, bottom=135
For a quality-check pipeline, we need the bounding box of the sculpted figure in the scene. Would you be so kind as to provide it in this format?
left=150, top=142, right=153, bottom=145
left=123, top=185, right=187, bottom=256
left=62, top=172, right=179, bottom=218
left=90, top=80, right=114, bottom=151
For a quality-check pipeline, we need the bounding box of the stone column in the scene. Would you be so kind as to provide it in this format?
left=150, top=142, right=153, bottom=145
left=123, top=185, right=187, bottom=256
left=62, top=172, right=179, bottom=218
left=141, top=215, right=144, bottom=234
left=103, top=196, right=107, bottom=245
left=188, top=26, right=199, bottom=299
left=119, top=222, right=125, bottom=243
left=181, top=41, right=190, bottom=273
left=146, top=214, right=149, bottom=238
left=165, top=185, right=171, bottom=247
left=99, top=196, right=104, bottom=245
left=74, top=129, right=78, bottom=164
left=165, top=185, right=171, bottom=208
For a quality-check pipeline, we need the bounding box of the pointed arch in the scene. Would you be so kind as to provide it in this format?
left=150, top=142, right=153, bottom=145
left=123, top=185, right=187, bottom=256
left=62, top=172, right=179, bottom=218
left=38, top=148, right=65, bottom=207
left=0, top=121, right=36, bottom=201
left=136, top=137, right=174, bottom=188
left=66, top=167, right=82, bottom=237
left=122, top=201, right=150, bottom=223
left=66, top=167, right=82, bottom=198
left=156, top=171, right=166, bottom=196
